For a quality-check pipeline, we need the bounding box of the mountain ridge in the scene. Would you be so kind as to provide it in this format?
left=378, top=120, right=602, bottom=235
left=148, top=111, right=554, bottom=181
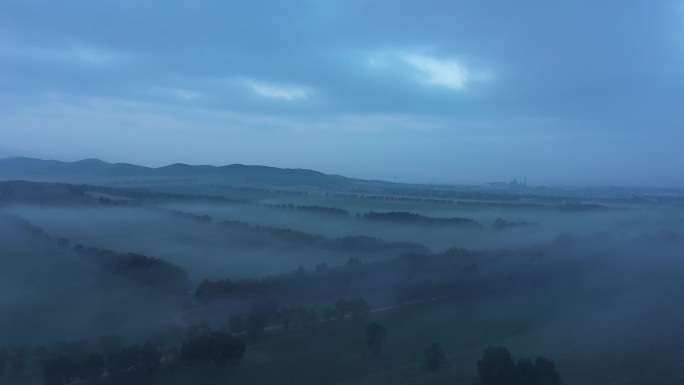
left=0, top=157, right=349, bottom=187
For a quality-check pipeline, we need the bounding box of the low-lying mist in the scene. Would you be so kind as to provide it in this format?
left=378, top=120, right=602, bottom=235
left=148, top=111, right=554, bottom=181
left=2, top=190, right=684, bottom=385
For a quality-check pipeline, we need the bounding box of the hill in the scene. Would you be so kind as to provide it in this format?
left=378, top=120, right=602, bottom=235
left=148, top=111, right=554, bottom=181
left=0, top=157, right=349, bottom=188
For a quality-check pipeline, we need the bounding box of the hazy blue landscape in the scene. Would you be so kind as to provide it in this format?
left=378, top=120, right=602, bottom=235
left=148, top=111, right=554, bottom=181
left=1, top=158, right=684, bottom=385
left=2, top=1, right=684, bottom=384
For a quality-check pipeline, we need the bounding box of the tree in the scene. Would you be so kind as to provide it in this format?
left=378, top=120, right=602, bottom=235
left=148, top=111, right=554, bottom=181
left=186, top=320, right=212, bottom=340
left=0, top=349, right=6, bottom=378
left=229, top=314, right=245, bottom=335
left=7, top=345, right=27, bottom=376
left=33, top=346, right=49, bottom=367
left=42, top=355, right=78, bottom=385
left=322, top=306, right=335, bottom=321
left=349, top=296, right=370, bottom=321
left=180, top=331, right=245, bottom=365
left=83, top=352, right=105, bottom=382
left=335, top=298, right=349, bottom=320
left=513, top=358, right=536, bottom=385
left=365, top=322, right=387, bottom=356
left=424, top=342, right=445, bottom=371
left=510, top=357, right=562, bottom=385
left=532, top=357, right=562, bottom=385
left=97, top=334, right=124, bottom=356
left=477, top=345, right=515, bottom=385
left=477, top=346, right=561, bottom=385
left=247, top=312, right=270, bottom=339
left=107, top=343, right=160, bottom=385
left=209, top=332, right=245, bottom=364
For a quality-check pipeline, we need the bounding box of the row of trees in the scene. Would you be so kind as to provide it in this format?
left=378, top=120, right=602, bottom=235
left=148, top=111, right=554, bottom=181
left=180, top=331, right=245, bottom=365
left=364, top=323, right=447, bottom=373
left=192, top=242, right=580, bottom=327
left=265, top=203, right=350, bottom=217
left=478, top=345, right=561, bottom=385
left=221, top=296, right=370, bottom=340
left=4, top=328, right=247, bottom=385
left=0, top=346, right=28, bottom=378
left=221, top=219, right=430, bottom=256
left=362, top=327, right=560, bottom=384
left=363, top=211, right=481, bottom=228
left=1, top=211, right=193, bottom=295
left=73, top=245, right=193, bottom=295
left=33, top=339, right=159, bottom=385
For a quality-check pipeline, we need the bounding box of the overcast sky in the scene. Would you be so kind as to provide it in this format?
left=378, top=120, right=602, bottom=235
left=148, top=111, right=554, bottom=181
left=1, top=1, right=683, bottom=186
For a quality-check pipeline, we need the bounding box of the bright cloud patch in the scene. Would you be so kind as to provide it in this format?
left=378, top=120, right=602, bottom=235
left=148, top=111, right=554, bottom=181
left=402, top=55, right=469, bottom=90
left=368, top=51, right=477, bottom=91
left=248, top=81, right=310, bottom=101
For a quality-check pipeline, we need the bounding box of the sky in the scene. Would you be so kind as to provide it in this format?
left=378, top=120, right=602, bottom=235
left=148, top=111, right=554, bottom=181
left=1, top=0, right=683, bottom=187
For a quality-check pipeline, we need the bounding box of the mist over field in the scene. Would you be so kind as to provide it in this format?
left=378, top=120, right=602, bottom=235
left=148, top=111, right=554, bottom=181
left=2, top=0, right=684, bottom=383
left=1, top=163, right=684, bottom=384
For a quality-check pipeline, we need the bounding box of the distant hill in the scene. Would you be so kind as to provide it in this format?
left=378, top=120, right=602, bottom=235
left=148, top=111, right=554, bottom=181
left=0, top=157, right=349, bottom=188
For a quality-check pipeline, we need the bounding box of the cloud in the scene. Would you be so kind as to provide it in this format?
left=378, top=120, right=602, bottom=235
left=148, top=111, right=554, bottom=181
left=402, top=54, right=470, bottom=90
left=247, top=81, right=311, bottom=101
left=0, top=0, right=683, bottom=186
left=367, top=50, right=487, bottom=91
left=174, top=89, right=199, bottom=101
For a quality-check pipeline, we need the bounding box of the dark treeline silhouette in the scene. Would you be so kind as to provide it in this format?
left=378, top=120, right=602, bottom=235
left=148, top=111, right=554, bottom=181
left=363, top=211, right=481, bottom=228
left=73, top=245, right=192, bottom=295
left=492, top=218, right=539, bottom=231
left=558, top=203, right=610, bottom=211
left=0, top=210, right=192, bottom=295
left=424, top=342, right=446, bottom=371
left=211, top=184, right=309, bottom=195
left=39, top=340, right=106, bottom=385
left=180, top=331, right=245, bottom=366
left=0, top=211, right=45, bottom=237
left=192, top=223, right=684, bottom=314
left=264, top=203, right=349, bottom=217
left=221, top=219, right=431, bottom=256
left=365, top=322, right=387, bottom=356
left=147, top=206, right=213, bottom=223
left=329, top=192, right=457, bottom=205
left=192, top=236, right=592, bottom=312
left=477, top=345, right=561, bottom=385
left=297, top=205, right=349, bottom=216
left=83, top=183, right=244, bottom=203
left=2, top=326, right=247, bottom=385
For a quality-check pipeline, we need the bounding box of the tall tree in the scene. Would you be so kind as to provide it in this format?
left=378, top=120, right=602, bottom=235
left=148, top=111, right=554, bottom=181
left=107, top=343, right=160, bottom=385
left=0, top=349, right=6, bottom=378
left=365, top=322, right=387, bottom=356
left=424, top=342, right=445, bottom=371
left=0, top=349, right=7, bottom=377
left=229, top=314, right=245, bottom=335
left=477, top=345, right=515, bottom=385
left=7, top=346, right=27, bottom=376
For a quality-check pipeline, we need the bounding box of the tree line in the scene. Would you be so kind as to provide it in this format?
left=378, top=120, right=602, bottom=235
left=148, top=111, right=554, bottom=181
left=221, top=219, right=431, bottom=256
left=363, top=211, right=481, bottom=228
left=0, top=211, right=193, bottom=295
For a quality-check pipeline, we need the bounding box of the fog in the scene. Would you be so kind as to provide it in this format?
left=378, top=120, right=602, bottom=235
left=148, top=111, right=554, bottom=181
left=157, top=201, right=684, bottom=252
left=1, top=185, right=684, bottom=384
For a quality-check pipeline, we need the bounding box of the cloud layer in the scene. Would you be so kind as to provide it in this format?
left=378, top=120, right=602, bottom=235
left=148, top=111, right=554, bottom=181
left=1, top=0, right=683, bottom=186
